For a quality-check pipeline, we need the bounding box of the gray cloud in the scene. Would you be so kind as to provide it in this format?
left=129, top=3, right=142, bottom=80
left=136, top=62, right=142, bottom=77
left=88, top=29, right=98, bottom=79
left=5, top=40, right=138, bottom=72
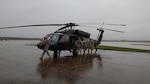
left=0, top=0, right=150, bottom=40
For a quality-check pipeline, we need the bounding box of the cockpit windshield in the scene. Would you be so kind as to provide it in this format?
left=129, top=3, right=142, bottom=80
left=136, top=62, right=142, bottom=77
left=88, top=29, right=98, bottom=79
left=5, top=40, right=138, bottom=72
left=48, top=34, right=60, bottom=43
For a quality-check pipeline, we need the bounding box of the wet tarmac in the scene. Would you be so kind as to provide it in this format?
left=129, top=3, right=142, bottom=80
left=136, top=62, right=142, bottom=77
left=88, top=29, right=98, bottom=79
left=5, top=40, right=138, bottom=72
left=0, top=40, right=150, bottom=84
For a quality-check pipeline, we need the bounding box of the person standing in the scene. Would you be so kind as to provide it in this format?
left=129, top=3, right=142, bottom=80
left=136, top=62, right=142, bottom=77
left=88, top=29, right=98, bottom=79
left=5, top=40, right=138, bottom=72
left=88, top=38, right=94, bottom=54
left=82, top=38, right=88, bottom=55
left=40, top=37, right=51, bottom=60
left=75, top=37, right=83, bottom=55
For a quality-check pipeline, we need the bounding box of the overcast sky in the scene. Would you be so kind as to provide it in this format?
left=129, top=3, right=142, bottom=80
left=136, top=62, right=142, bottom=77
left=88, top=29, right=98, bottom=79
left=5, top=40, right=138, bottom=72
left=0, top=0, right=150, bottom=40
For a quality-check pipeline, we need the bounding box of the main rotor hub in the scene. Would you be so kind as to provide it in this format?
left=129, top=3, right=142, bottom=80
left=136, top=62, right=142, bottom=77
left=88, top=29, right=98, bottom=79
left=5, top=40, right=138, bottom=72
left=66, top=23, right=79, bottom=26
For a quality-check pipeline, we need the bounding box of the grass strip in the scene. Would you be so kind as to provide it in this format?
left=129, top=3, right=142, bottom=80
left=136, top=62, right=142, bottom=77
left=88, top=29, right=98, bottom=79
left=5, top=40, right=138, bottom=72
left=96, top=45, right=150, bottom=53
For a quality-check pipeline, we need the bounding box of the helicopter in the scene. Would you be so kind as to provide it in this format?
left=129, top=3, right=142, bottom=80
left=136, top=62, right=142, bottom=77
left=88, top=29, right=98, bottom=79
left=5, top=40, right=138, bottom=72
left=0, top=22, right=125, bottom=57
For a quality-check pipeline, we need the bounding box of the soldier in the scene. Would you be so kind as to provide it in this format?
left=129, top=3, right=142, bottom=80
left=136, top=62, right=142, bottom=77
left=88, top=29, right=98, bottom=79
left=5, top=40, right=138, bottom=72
left=88, top=38, right=94, bottom=54
left=82, top=38, right=88, bottom=55
left=75, top=37, right=83, bottom=55
left=40, top=37, right=51, bottom=60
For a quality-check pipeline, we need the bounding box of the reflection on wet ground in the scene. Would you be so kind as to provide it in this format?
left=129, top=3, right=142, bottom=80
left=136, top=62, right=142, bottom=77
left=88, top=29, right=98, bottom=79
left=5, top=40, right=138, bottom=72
left=37, top=54, right=102, bottom=84
left=0, top=40, right=150, bottom=84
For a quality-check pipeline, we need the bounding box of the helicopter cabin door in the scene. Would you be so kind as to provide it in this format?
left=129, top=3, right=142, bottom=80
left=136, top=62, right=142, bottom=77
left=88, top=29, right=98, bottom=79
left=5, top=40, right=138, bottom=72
left=58, top=35, right=70, bottom=50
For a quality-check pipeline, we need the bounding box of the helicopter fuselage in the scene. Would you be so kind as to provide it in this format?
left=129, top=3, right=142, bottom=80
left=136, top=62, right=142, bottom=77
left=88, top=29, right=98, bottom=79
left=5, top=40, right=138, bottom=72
left=37, top=33, right=77, bottom=51
left=37, top=29, right=104, bottom=57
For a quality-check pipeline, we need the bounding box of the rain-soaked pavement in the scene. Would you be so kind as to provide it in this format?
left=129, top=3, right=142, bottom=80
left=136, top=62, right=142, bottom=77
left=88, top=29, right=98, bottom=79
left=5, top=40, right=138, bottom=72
left=0, top=40, right=150, bottom=84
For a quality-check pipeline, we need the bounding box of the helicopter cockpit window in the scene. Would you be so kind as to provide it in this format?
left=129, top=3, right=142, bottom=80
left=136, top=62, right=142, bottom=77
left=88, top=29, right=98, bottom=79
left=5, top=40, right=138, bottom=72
left=59, top=35, right=69, bottom=42
left=47, top=35, right=52, bottom=40
left=51, top=34, right=59, bottom=42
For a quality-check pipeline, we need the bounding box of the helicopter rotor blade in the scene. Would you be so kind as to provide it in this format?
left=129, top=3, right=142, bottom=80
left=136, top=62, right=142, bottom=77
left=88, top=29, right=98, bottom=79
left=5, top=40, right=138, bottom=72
left=54, top=25, right=69, bottom=33
left=80, top=25, right=125, bottom=33
left=97, top=22, right=104, bottom=39
left=79, top=23, right=126, bottom=26
left=0, top=24, right=65, bottom=29
left=104, top=24, right=126, bottom=26
left=102, top=28, right=125, bottom=33
left=54, top=23, right=79, bottom=32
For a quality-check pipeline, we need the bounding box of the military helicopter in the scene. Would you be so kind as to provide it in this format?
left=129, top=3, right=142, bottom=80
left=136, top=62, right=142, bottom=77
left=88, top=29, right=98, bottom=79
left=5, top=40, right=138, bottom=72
left=0, top=22, right=125, bottom=57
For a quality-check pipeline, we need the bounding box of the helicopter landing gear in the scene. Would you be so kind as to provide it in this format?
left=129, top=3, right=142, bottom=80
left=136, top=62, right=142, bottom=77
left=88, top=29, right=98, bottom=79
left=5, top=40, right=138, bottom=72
left=53, top=50, right=61, bottom=58
left=53, top=50, right=58, bottom=58
left=73, top=47, right=78, bottom=56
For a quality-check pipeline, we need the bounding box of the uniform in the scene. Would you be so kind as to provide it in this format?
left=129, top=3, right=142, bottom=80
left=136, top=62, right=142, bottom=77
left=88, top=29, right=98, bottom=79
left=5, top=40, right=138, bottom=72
left=82, top=38, right=88, bottom=55
left=88, top=39, right=94, bottom=54
left=75, top=37, right=83, bottom=55
left=41, top=37, right=51, bottom=60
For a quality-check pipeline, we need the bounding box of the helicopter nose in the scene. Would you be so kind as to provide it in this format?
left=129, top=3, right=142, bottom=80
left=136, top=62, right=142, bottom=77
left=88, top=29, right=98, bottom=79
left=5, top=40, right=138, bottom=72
left=37, top=42, right=44, bottom=49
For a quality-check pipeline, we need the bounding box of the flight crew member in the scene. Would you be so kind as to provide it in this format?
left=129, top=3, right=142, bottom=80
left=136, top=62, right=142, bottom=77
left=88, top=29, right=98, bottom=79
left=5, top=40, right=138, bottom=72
left=40, top=37, right=51, bottom=60
left=88, top=38, right=94, bottom=54
left=75, top=37, right=83, bottom=55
